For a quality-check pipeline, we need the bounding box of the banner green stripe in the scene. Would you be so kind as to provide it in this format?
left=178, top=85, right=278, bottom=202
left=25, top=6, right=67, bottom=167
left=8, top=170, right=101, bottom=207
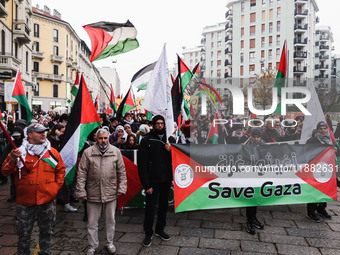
left=13, top=95, right=32, bottom=122
left=94, top=38, right=139, bottom=61
left=176, top=183, right=335, bottom=213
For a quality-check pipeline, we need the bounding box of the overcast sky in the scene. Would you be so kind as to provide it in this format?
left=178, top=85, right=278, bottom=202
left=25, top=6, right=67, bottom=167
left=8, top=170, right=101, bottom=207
left=32, top=0, right=340, bottom=94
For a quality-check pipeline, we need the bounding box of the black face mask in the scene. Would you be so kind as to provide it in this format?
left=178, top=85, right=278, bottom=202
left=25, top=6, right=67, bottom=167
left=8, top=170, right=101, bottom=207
left=154, top=128, right=165, bottom=135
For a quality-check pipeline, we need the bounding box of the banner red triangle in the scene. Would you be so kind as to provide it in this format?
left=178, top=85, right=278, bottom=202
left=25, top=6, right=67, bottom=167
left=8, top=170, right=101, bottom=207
left=295, top=147, right=337, bottom=200
left=172, top=146, right=218, bottom=210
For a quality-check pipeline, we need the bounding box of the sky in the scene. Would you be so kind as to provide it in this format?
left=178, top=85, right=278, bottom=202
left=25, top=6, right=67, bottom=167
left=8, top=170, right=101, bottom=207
left=32, top=0, right=340, bottom=95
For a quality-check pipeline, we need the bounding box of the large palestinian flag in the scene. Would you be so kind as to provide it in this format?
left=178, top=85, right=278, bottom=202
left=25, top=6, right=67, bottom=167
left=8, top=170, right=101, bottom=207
left=60, top=75, right=101, bottom=185
left=177, top=55, right=193, bottom=91
left=172, top=143, right=337, bottom=213
left=83, top=20, right=139, bottom=62
left=274, top=40, right=287, bottom=115
left=116, top=87, right=135, bottom=120
left=12, top=70, right=32, bottom=122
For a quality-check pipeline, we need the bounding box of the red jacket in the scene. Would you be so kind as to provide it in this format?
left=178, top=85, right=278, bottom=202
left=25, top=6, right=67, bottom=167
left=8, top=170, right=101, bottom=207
left=1, top=147, right=65, bottom=206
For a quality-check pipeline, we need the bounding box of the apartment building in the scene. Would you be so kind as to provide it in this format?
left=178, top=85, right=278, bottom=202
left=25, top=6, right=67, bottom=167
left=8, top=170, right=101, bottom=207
left=314, top=26, right=333, bottom=80
left=0, top=0, right=33, bottom=112
left=225, top=0, right=319, bottom=86
left=181, top=46, right=202, bottom=71
left=32, top=5, right=112, bottom=112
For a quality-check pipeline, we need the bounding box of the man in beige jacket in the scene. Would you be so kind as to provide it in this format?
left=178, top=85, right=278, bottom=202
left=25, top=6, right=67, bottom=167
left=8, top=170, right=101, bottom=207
left=76, top=128, right=127, bottom=255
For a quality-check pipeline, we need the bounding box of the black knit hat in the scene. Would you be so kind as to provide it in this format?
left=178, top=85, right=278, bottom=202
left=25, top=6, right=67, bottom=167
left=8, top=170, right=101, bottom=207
left=251, top=127, right=262, bottom=137
left=152, top=115, right=165, bottom=126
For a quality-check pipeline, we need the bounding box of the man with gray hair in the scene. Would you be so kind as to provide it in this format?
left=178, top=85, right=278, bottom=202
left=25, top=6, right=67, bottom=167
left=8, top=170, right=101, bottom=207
left=76, top=128, right=127, bottom=255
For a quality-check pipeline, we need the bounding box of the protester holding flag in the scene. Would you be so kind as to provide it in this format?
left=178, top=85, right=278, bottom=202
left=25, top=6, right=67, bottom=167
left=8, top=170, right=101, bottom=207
left=1, top=123, right=65, bottom=255
left=306, top=121, right=335, bottom=222
left=75, top=128, right=127, bottom=255
left=137, top=115, right=175, bottom=247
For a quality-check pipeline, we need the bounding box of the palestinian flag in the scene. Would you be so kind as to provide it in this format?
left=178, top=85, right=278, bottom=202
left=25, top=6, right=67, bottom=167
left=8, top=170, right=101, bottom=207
left=192, top=63, right=199, bottom=78
left=274, top=40, right=287, bottom=115
left=12, top=70, right=32, bottom=122
left=83, top=20, right=139, bottom=62
left=0, top=111, right=4, bottom=121
left=171, top=74, right=183, bottom=122
left=109, top=84, right=117, bottom=114
left=116, top=87, right=135, bottom=120
left=41, top=150, right=58, bottom=169
left=71, top=70, right=79, bottom=97
left=177, top=55, right=193, bottom=91
left=171, top=143, right=337, bottom=213
left=131, top=62, right=156, bottom=91
left=60, top=75, right=101, bottom=185
left=94, top=94, right=100, bottom=111
left=207, top=114, right=218, bottom=144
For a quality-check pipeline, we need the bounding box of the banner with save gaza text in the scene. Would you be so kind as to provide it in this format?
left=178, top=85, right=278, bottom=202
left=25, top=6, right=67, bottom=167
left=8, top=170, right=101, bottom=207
left=171, top=143, right=337, bottom=213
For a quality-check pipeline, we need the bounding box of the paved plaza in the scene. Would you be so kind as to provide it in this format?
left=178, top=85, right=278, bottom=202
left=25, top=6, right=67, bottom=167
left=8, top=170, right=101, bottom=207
left=0, top=183, right=339, bottom=255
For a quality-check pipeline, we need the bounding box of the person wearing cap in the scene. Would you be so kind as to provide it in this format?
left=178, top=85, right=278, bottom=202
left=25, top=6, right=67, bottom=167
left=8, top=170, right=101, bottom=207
left=1, top=123, right=65, bottom=255
left=306, top=121, right=336, bottom=222
left=243, top=127, right=265, bottom=234
left=137, top=115, right=175, bottom=247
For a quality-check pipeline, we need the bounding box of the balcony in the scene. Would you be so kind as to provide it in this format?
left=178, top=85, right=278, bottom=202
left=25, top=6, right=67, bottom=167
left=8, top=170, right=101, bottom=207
left=0, top=1, right=8, bottom=18
left=294, top=9, right=308, bottom=17
left=201, top=38, right=206, bottom=45
left=294, top=0, right=308, bottom=4
left=318, top=74, right=329, bottom=79
left=294, top=38, right=307, bottom=45
left=32, top=51, right=44, bottom=59
left=225, top=48, right=232, bottom=55
left=293, top=66, right=307, bottom=73
left=32, top=72, right=63, bottom=82
left=225, top=60, right=232, bottom=66
left=294, top=23, right=308, bottom=31
left=319, top=45, right=329, bottom=51
left=315, top=65, right=319, bottom=70
left=225, top=10, right=233, bottom=20
left=51, top=55, right=63, bottom=63
left=0, top=53, right=21, bottom=75
left=319, top=55, right=329, bottom=60
left=293, top=51, right=307, bottom=59
left=66, top=58, right=72, bottom=67
left=225, top=35, right=231, bottom=42
left=13, top=20, right=31, bottom=44
left=225, top=23, right=233, bottom=32
left=293, top=80, right=307, bottom=86
left=319, top=65, right=329, bottom=70
left=320, top=36, right=330, bottom=41
left=224, top=73, right=231, bottom=78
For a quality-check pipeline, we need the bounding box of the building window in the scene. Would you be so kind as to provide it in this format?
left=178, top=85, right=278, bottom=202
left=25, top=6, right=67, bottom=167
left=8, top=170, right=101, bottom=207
left=262, top=10, right=266, bottom=21
left=261, top=63, right=265, bottom=72
left=249, top=52, right=255, bottom=62
left=269, top=9, right=273, bottom=20
left=268, top=63, right=272, bottom=70
left=277, top=7, right=281, bottom=18
left=53, top=29, right=59, bottom=43
left=211, top=52, right=214, bottom=58
left=249, top=64, right=255, bottom=74
left=240, top=53, right=244, bottom=63
left=217, top=41, right=222, bottom=48
left=211, top=33, right=214, bottom=39
left=276, top=35, right=280, bottom=46
left=53, top=46, right=59, bottom=56
left=269, top=36, right=273, bottom=46
left=277, top=21, right=281, bottom=32
left=33, top=61, right=39, bottom=72
left=26, top=51, right=29, bottom=72
left=261, top=50, right=265, bottom=60
left=195, top=52, right=198, bottom=57
left=250, top=26, right=256, bottom=36
left=261, top=37, right=265, bottom=48
left=217, top=60, right=221, bottom=67
left=1, top=30, right=5, bottom=55
left=241, top=40, right=244, bottom=50
left=276, top=48, right=280, bottom=58
left=241, top=2, right=245, bottom=12
left=250, top=39, right=255, bottom=49
left=262, top=0, right=266, bottom=7
left=33, top=41, right=39, bottom=52
left=217, top=69, right=221, bottom=78
left=53, top=65, right=59, bottom=75
left=241, top=15, right=244, bottom=25
left=269, top=22, right=273, bottom=33
left=268, top=49, right=272, bottom=60
left=276, top=62, right=280, bottom=70
left=250, top=0, right=256, bottom=10
left=240, top=66, right=244, bottom=76
left=33, top=83, right=39, bottom=97
left=53, top=84, right=58, bottom=98
left=34, top=24, right=39, bottom=38
left=190, top=53, right=193, bottom=57
left=14, top=42, right=18, bottom=59
left=66, top=35, right=68, bottom=47
left=269, top=0, right=273, bottom=5
left=261, top=24, right=265, bottom=34
left=211, top=42, right=214, bottom=48
left=217, top=50, right=221, bottom=58
left=241, top=27, right=244, bottom=38
left=250, top=13, right=256, bottom=23
left=277, top=0, right=280, bottom=3
left=211, top=70, right=213, bottom=77
left=211, top=61, right=213, bottom=67
left=217, top=32, right=221, bottom=40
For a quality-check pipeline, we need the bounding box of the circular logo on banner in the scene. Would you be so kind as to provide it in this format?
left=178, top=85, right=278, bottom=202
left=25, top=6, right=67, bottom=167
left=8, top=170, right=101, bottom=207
left=174, top=164, right=194, bottom=188
left=313, top=162, right=333, bottom=183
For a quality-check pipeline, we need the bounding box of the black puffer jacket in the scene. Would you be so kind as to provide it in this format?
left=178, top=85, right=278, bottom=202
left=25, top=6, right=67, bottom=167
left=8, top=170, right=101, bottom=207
left=137, top=130, right=175, bottom=190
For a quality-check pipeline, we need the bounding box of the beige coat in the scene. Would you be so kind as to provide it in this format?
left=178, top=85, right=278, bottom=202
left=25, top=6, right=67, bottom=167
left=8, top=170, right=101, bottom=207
left=75, top=144, right=127, bottom=203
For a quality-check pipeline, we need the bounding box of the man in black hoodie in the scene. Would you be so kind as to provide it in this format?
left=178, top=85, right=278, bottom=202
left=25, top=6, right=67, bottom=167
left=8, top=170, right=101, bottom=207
left=138, top=115, right=175, bottom=247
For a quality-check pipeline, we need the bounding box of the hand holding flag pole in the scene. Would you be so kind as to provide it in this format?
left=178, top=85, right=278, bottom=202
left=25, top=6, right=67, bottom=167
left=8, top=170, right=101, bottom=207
left=0, top=120, right=28, bottom=171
